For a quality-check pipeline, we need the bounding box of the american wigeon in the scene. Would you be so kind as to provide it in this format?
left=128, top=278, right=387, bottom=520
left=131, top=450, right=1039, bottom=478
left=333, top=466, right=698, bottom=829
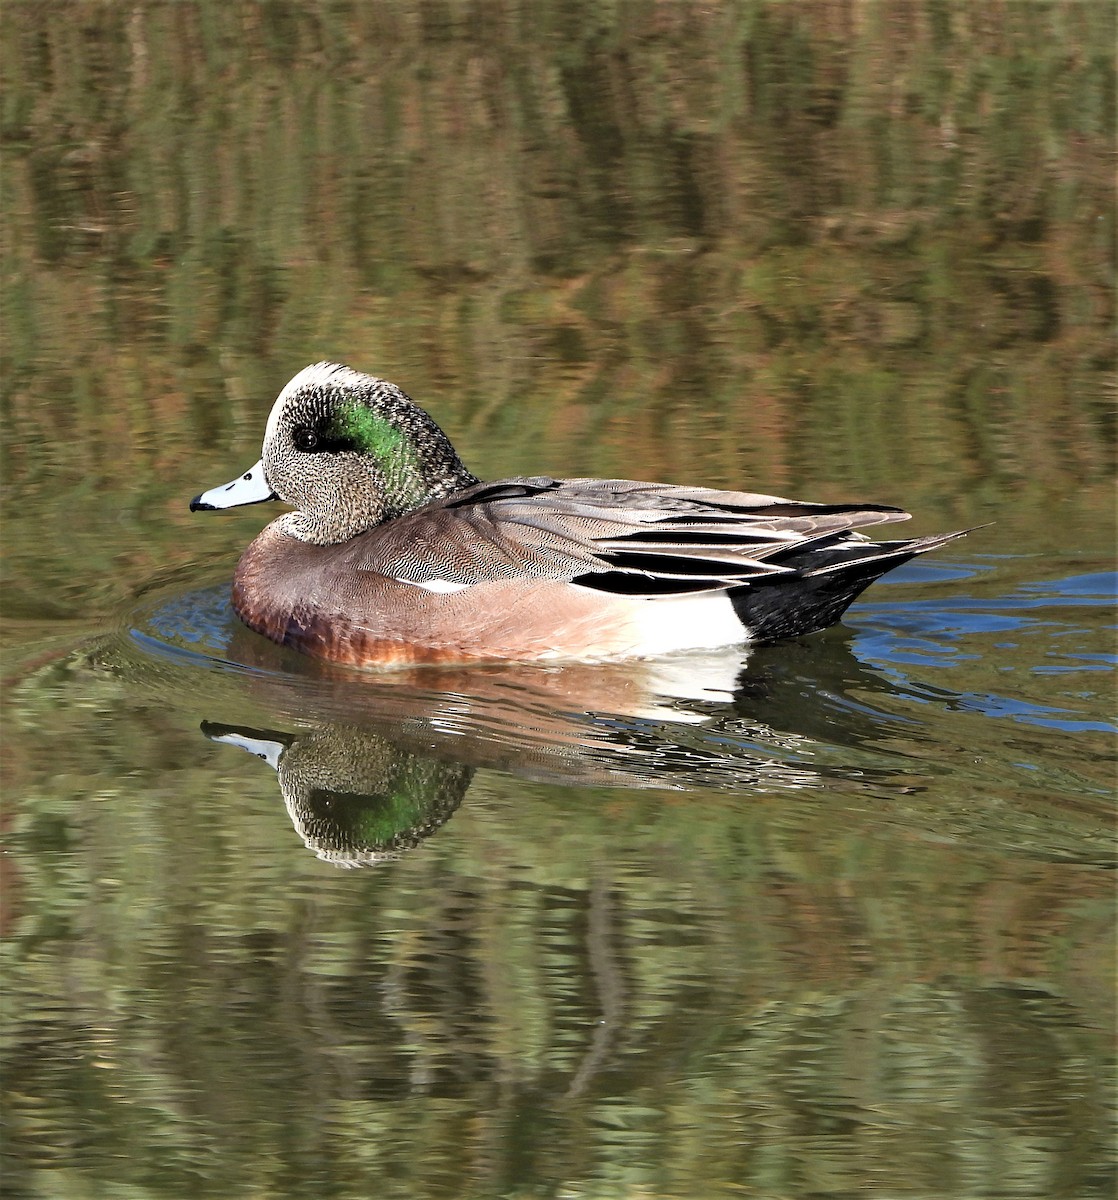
left=191, top=362, right=969, bottom=666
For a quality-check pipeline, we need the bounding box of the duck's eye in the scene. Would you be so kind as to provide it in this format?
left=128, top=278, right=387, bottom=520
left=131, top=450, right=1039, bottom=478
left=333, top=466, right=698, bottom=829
left=293, top=427, right=319, bottom=452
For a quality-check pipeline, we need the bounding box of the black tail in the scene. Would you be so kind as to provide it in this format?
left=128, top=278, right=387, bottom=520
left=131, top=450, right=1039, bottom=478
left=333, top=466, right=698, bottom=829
left=729, top=530, right=970, bottom=643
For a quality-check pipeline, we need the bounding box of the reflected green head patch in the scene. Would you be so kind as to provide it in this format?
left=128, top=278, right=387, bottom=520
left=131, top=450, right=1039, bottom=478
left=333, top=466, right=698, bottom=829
left=304, top=784, right=432, bottom=851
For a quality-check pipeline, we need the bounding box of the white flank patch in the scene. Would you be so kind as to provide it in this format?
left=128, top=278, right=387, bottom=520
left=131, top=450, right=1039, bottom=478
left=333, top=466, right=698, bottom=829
left=394, top=577, right=472, bottom=594
left=628, top=591, right=748, bottom=655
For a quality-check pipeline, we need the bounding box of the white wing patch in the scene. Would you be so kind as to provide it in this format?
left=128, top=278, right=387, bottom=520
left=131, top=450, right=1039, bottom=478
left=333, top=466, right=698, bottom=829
left=393, top=577, right=472, bottom=594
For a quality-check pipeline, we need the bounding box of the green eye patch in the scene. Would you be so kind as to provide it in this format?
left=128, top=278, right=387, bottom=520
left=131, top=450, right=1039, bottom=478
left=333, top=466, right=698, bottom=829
left=331, top=404, right=406, bottom=458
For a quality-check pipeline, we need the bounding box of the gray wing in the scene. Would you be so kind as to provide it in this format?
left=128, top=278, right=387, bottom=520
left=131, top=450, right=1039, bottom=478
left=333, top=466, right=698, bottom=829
left=342, top=476, right=914, bottom=595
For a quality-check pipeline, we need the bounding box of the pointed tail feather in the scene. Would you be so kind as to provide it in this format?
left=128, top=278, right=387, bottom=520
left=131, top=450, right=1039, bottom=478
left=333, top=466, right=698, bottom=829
left=730, top=527, right=979, bottom=643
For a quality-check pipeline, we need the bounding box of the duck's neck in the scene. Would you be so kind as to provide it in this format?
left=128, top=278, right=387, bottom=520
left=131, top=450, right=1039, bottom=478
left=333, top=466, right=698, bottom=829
left=278, top=459, right=480, bottom=546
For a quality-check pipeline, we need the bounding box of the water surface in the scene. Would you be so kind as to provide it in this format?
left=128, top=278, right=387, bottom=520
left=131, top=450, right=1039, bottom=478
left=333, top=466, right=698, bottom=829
left=2, top=4, right=1114, bottom=1198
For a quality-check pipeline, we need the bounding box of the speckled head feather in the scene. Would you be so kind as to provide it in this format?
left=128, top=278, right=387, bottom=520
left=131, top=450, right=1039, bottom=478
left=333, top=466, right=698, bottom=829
left=261, top=362, right=479, bottom=544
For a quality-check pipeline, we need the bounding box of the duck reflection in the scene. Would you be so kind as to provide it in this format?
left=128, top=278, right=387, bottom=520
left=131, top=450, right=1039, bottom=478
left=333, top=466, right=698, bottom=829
left=196, top=629, right=923, bottom=865
left=203, top=721, right=472, bottom=866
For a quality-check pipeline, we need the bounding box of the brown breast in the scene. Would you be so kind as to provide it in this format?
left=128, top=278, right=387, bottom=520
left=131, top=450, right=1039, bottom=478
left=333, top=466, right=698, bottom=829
left=230, top=520, right=642, bottom=666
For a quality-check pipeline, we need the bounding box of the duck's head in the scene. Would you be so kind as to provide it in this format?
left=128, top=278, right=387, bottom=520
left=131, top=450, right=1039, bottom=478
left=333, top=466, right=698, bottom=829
left=202, top=721, right=472, bottom=866
left=191, top=362, right=478, bottom=544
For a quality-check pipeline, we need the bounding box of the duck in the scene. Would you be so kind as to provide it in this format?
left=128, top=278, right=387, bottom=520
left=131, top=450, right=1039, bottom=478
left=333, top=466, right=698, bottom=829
left=191, top=361, right=969, bottom=667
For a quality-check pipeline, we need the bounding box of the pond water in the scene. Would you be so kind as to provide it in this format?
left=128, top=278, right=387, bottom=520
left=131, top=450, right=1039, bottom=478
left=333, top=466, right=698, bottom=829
left=2, top=5, right=1115, bottom=1199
